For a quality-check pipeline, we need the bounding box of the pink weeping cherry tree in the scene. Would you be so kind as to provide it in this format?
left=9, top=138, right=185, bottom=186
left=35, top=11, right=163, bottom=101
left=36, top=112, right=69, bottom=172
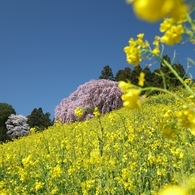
left=54, top=79, right=123, bottom=123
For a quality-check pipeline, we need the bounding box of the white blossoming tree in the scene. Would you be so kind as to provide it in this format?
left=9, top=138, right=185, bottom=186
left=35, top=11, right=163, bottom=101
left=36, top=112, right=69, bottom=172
left=5, top=114, right=30, bottom=139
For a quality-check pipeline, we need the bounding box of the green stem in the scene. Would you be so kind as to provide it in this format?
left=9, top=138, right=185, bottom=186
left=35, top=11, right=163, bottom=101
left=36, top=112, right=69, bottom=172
left=97, top=117, right=104, bottom=156
left=186, top=12, right=195, bottom=32
left=162, top=59, right=195, bottom=97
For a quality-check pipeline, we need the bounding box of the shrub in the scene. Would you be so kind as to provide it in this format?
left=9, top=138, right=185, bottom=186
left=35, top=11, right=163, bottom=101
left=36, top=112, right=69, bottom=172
left=5, top=114, right=30, bottom=139
left=54, top=79, right=123, bottom=123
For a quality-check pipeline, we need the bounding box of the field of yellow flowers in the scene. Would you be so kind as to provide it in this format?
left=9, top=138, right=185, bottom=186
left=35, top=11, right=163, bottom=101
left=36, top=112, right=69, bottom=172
left=1, top=91, right=195, bottom=195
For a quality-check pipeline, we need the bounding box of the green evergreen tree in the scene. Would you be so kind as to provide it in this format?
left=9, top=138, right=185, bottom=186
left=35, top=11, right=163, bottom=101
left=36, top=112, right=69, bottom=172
left=151, top=55, right=187, bottom=90
left=143, top=66, right=153, bottom=87
left=130, top=65, right=143, bottom=85
left=160, top=55, right=172, bottom=89
left=151, top=68, right=164, bottom=89
left=160, top=55, right=171, bottom=72
left=170, top=63, right=187, bottom=87
left=99, top=65, right=115, bottom=80
left=27, top=108, right=52, bottom=131
left=115, top=67, right=132, bottom=82
left=151, top=55, right=171, bottom=89
left=0, top=103, right=16, bottom=143
left=149, top=55, right=187, bottom=93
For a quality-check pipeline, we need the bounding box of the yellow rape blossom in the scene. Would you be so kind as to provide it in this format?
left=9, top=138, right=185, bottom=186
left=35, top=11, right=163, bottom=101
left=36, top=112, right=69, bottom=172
left=124, top=34, right=149, bottom=66
left=152, top=36, right=161, bottom=54
left=160, top=18, right=184, bottom=45
left=126, top=0, right=188, bottom=23
left=52, top=165, right=62, bottom=178
left=35, top=181, right=44, bottom=192
left=161, top=25, right=184, bottom=45
left=161, top=123, right=177, bottom=139
left=152, top=47, right=160, bottom=55
left=177, top=108, right=195, bottom=135
left=136, top=33, right=149, bottom=48
left=118, top=81, right=141, bottom=109
left=30, top=127, right=36, bottom=134
left=138, top=72, right=145, bottom=86
left=81, top=179, right=95, bottom=195
left=22, top=155, right=33, bottom=167
left=118, top=80, right=131, bottom=93
left=93, top=107, right=101, bottom=117
left=74, top=107, right=84, bottom=118
left=122, top=168, right=131, bottom=179
left=158, top=185, right=188, bottom=195
left=184, top=78, right=192, bottom=85
left=160, top=18, right=174, bottom=32
left=122, top=89, right=141, bottom=109
left=137, top=33, right=144, bottom=39
left=124, top=45, right=141, bottom=66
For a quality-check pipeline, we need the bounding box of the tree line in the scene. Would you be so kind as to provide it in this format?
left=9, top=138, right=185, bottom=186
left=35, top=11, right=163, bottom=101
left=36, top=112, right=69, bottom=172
left=99, top=55, right=188, bottom=93
left=0, top=104, right=53, bottom=143
left=0, top=55, right=190, bottom=143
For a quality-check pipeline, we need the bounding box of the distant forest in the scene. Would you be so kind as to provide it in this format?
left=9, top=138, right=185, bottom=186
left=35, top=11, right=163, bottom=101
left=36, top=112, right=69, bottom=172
left=99, top=55, right=189, bottom=93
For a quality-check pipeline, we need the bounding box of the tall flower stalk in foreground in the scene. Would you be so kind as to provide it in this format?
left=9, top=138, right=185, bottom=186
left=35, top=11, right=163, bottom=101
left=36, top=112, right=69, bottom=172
left=121, top=0, right=195, bottom=194
left=75, top=107, right=104, bottom=156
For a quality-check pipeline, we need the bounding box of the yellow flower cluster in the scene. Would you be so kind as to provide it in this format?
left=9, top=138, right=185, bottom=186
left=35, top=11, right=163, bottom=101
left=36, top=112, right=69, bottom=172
left=0, top=92, right=195, bottom=194
left=152, top=36, right=161, bottom=55
left=124, top=18, right=186, bottom=64
left=74, top=107, right=84, bottom=118
left=124, top=0, right=189, bottom=57
left=160, top=109, right=179, bottom=139
left=35, top=181, right=44, bottom=192
left=118, top=81, right=141, bottom=109
left=30, top=127, right=36, bottom=134
left=158, top=185, right=187, bottom=195
left=52, top=164, right=62, bottom=178
left=93, top=107, right=101, bottom=117
left=123, top=33, right=149, bottom=66
left=184, top=78, right=193, bottom=85
left=123, top=0, right=195, bottom=194
left=138, top=72, right=145, bottom=87
left=126, top=0, right=188, bottom=23
left=160, top=18, right=184, bottom=45
left=177, top=107, right=195, bottom=135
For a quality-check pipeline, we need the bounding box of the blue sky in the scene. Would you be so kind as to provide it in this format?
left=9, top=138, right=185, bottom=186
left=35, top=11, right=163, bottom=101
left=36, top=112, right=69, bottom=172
left=1, top=0, right=195, bottom=119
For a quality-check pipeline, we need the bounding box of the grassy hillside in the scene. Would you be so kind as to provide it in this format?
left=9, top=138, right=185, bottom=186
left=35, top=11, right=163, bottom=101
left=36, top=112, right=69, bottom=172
left=0, top=92, right=195, bottom=195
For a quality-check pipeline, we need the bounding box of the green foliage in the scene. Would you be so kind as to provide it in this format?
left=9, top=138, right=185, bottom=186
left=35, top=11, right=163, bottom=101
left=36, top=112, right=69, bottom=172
left=151, top=55, right=187, bottom=90
left=170, top=63, right=187, bottom=87
left=27, top=108, right=53, bottom=131
left=143, top=93, right=176, bottom=105
left=151, top=68, right=164, bottom=89
left=0, top=103, right=16, bottom=127
left=115, top=67, right=132, bottom=82
left=129, top=64, right=143, bottom=85
left=142, top=66, right=153, bottom=87
left=99, top=55, right=187, bottom=94
left=0, top=102, right=16, bottom=143
left=99, top=65, right=115, bottom=80
left=0, top=126, right=12, bottom=143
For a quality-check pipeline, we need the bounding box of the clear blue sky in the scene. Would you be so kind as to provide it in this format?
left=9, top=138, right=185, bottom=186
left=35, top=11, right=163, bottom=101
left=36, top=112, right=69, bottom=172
left=1, top=0, right=195, bottom=119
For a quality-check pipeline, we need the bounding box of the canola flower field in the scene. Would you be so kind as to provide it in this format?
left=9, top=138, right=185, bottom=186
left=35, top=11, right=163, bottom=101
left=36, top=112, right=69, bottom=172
left=1, top=91, right=195, bottom=195
left=0, top=1, right=194, bottom=194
